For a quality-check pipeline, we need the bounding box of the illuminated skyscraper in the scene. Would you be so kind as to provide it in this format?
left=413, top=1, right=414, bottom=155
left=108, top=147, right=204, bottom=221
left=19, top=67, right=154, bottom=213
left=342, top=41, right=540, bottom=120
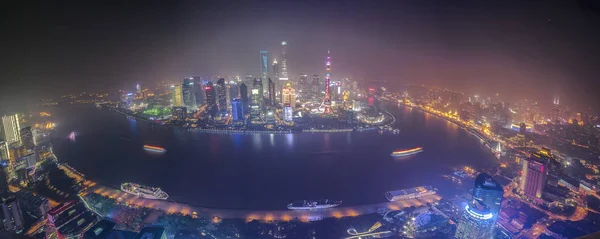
left=322, top=50, right=332, bottom=113
left=299, top=74, right=308, bottom=96
left=251, top=79, right=264, bottom=117
left=260, top=51, right=269, bottom=80
left=240, top=83, right=249, bottom=114
left=454, top=200, right=494, bottom=239
left=231, top=99, right=244, bottom=121
left=216, top=78, right=228, bottom=113
left=282, top=83, right=296, bottom=106
left=551, top=95, right=560, bottom=124
left=182, top=78, right=197, bottom=110
left=204, top=82, right=217, bottom=117
left=283, top=105, right=293, bottom=122
left=268, top=78, right=275, bottom=106
left=272, top=59, right=279, bottom=81
left=19, top=127, right=35, bottom=152
left=0, top=140, right=8, bottom=161
left=279, top=41, right=289, bottom=81
left=171, top=85, right=184, bottom=107
left=472, top=173, right=503, bottom=231
left=193, top=76, right=205, bottom=106
left=312, top=75, right=320, bottom=97
left=520, top=157, right=547, bottom=203
left=228, top=81, right=239, bottom=100
left=2, top=114, right=21, bottom=145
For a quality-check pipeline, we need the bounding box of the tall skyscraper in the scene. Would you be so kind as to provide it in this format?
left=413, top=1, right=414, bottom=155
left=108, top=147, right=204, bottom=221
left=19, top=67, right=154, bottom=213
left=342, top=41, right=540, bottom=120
left=454, top=200, right=495, bottom=239
left=322, top=51, right=332, bottom=113
left=228, top=81, right=239, bottom=100
left=240, top=83, right=249, bottom=115
left=312, top=74, right=320, bottom=97
left=193, top=76, right=205, bottom=106
left=268, top=78, right=275, bottom=106
left=520, top=157, right=548, bottom=203
left=182, top=78, right=197, bottom=110
left=216, top=78, right=228, bottom=113
left=272, top=59, right=280, bottom=80
left=551, top=96, right=560, bottom=124
left=282, top=83, right=296, bottom=106
left=2, top=114, right=21, bottom=145
left=260, top=51, right=269, bottom=80
left=251, top=79, right=264, bottom=113
left=299, top=74, right=308, bottom=97
left=204, top=82, right=217, bottom=117
left=19, top=127, right=35, bottom=152
left=171, top=85, right=184, bottom=107
left=231, top=99, right=244, bottom=121
left=473, top=173, right=503, bottom=231
left=279, top=41, right=289, bottom=81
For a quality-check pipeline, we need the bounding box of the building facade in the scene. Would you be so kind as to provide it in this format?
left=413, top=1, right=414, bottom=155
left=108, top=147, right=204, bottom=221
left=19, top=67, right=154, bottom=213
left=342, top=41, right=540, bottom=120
left=520, top=157, right=548, bottom=203
left=454, top=200, right=494, bottom=239
left=2, top=114, right=21, bottom=145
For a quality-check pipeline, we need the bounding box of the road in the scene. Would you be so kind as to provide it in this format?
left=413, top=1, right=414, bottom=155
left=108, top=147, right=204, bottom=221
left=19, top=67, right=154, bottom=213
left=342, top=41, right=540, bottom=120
left=82, top=183, right=441, bottom=222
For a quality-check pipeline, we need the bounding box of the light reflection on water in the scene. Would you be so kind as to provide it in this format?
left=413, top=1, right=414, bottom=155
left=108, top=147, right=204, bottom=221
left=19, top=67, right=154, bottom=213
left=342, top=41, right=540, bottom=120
left=53, top=104, right=496, bottom=209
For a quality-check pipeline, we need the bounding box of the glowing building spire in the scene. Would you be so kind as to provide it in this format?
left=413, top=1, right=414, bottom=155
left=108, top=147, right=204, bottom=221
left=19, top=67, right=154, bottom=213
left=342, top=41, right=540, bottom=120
left=322, top=50, right=332, bottom=114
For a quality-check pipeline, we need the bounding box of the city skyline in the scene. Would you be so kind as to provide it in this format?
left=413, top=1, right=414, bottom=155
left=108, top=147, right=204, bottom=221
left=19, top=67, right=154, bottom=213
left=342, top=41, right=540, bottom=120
left=2, top=0, right=600, bottom=111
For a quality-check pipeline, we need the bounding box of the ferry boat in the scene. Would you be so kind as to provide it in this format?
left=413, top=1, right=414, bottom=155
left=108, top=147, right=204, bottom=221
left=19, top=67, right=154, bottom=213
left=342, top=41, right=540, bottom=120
left=385, top=186, right=437, bottom=201
left=69, top=131, right=76, bottom=141
left=287, top=199, right=342, bottom=210
left=390, top=147, right=423, bottom=157
left=120, top=183, right=169, bottom=200
left=143, top=145, right=166, bottom=153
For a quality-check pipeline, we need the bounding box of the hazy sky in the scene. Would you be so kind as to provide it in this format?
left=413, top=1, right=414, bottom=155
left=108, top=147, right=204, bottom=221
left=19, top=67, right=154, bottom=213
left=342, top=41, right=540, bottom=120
left=1, top=0, right=600, bottom=111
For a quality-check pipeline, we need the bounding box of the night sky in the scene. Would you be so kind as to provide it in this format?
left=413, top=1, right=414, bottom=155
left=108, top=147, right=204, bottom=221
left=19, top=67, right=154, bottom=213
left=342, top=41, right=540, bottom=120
left=1, top=0, right=600, bottom=111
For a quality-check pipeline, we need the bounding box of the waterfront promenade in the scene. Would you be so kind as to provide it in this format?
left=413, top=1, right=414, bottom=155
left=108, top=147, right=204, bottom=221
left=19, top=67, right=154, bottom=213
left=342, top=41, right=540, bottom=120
left=81, top=181, right=440, bottom=222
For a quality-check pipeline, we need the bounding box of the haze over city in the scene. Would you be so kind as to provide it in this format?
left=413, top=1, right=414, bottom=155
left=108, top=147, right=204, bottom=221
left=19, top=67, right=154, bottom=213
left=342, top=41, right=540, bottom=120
left=2, top=0, right=600, bottom=111
left=2, top=1, right=600, bottom=239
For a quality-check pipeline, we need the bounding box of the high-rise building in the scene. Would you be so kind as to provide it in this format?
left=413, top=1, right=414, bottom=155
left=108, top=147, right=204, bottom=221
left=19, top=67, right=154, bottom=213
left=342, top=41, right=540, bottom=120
left=182, top=78, right=197, bottom=110
left=322, top=51, right=332, bottom=113
left=279, top=41, right=289, bottom=81
left=281, top=83, right=296, bottom=106
left=312, top=75, right=320, bottom=97
left=454, top=200, right=495, bottom=239
left=171, top=85, right=184, bottom=107
left=260, top=51, right=269, bottom=80
left=46, top=201, right=98, bottom=239
left=0, top=140, right=8, bottom=161
left=268, top=78, right=275, bottom=106
left=520, top=157, right=548, bottom=203
left=20, top=126, right=35, bottom=152
left=472, top=173, right=503, bottom=230
left=0, top=195, right=25, bottom=233
left=204, top=82, right=217, bottom=117
left=283, top=105, right=293, bottom=122
left=0, top=166, right=9, bottom=196
left=272, top=60, right=279, bottom=81
left=228, top=81, right=239, bottom=100
left=250, top=79, right=264, bottom=119
left=216, top=78, right=228, bottom=113
left=2, top=114, right=21, bottom=145
left=299, top=74, right=308, bottom=96
left=240, top=83, right=249, bottom=115
left=193, top=77, right=205, bottom=106
left=231, top=99, right=244, bottom=121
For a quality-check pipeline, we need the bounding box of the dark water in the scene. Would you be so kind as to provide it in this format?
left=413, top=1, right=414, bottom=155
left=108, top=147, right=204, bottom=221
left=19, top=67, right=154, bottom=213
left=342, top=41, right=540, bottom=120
left=52, top=105, right=497, bottom=210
